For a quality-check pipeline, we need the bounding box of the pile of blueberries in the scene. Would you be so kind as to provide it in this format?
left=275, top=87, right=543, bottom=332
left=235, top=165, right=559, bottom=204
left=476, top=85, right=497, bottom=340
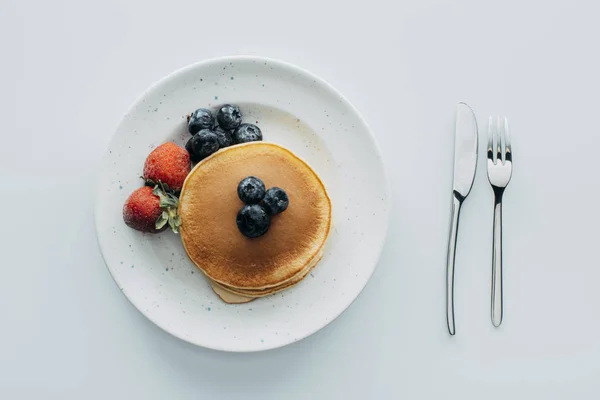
left=236, top=176, right=289, bottom=238
left=185, top=104, right=263, bottom=162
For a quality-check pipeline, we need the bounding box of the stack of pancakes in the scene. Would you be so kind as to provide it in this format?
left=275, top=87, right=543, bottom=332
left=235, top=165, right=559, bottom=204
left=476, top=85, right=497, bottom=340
left=178, top=142, right=331, bottom=303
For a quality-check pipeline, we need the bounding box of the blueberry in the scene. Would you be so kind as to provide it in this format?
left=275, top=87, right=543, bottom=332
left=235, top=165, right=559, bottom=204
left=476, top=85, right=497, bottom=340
left=188, top=108, right=214, bottom=135
left=233, top=123, right=263, bottom=144
left=185, top=136, right=201, bottom=162
left=262, top=187, right=289, bottom=215
left=236, top=204, right=271, bottom=238
left=217, top=104, right=242, bottom=130
left=215, top=126, right=233, bottom=148
left=237, top=176, right=266, bottom=204
left=189, top=129, right=219, bottom=161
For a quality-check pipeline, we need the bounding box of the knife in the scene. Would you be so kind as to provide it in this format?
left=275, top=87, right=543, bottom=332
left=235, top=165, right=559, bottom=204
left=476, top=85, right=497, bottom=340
left=446, top=102, right=478, bottom=335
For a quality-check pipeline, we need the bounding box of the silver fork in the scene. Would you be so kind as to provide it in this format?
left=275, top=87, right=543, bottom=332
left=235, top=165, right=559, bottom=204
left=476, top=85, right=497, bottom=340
left=487, top=117, right=513, bottom=327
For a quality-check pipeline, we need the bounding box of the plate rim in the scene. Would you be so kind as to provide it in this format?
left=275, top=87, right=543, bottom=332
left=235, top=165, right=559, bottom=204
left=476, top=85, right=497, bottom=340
left=94, top=55, right=392, bottom=352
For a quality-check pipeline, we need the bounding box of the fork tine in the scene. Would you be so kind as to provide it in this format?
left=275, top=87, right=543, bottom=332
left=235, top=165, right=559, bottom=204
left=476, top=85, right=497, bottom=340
left=499, top=116, right=506, bottom=163
left=503, top=117, right=511, bottom=162
left=496, top=116, right=502, bottom=163
left=487, top=116, right=494, bottom=160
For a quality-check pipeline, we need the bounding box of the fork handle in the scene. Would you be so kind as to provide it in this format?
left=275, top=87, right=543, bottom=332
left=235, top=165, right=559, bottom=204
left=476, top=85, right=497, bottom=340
left=491, top=192, right=504, bottom=327
left=446, top=193, right=463, bottom=336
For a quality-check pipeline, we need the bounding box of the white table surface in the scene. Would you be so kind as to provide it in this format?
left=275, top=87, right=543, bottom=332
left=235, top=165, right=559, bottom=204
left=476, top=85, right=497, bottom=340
left=2, top=0, right=600, bottom=398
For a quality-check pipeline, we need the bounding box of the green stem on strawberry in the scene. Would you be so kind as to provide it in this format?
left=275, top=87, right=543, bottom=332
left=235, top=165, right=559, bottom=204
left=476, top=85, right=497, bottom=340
left=152, top=185, right=181, bottom=233
left=144, top=177, right=174, bottom=194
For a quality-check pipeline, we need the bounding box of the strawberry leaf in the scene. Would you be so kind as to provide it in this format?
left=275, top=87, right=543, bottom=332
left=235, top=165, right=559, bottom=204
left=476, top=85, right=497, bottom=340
left=155, top=213, right=168, bottom=230
left=168, top=215, right=180, bottom=234
left=173, top=215, right=182, bottom=227
left=159, top=196, right=177, bottom=209
left=152, top=184, right=181, bottom=234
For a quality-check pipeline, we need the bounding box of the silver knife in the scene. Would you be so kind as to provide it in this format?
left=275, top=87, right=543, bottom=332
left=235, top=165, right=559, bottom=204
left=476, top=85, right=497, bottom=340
left=446, top=102, right=478, bottom=335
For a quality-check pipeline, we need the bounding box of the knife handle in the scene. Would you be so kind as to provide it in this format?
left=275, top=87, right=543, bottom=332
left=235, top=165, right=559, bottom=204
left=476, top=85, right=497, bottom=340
left=446, top=193, right=463, bottom=336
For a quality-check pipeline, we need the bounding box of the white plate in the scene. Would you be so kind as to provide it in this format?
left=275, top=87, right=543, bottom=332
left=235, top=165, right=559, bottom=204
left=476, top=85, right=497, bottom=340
left=95, top=56, right=390, bottom=352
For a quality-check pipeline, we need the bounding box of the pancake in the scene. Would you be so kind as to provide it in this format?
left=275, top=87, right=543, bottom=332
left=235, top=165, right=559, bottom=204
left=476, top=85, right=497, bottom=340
left=209, top=281, right=254, bottom=304
left=205, top=251, right=323, bottom=304
left=209, top=252, right=323, bottom=298
left=179, top=142, right=331, bottom=299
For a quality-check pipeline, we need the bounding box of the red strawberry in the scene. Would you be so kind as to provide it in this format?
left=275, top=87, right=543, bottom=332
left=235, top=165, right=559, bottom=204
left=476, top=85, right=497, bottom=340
left=123, top=186, right=165, bottom=233
left=123, top=186, right=181, bottom=233
left=143, top=142, right=191, bottom=191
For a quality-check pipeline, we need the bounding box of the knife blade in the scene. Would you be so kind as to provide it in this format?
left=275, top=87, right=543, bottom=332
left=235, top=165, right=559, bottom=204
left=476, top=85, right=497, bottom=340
left=453, top=103, right=479, bottom=199
left=446, top=102, right=478, bottom=335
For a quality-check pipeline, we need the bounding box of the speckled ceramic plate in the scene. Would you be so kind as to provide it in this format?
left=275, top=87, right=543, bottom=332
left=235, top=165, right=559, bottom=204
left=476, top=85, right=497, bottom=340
left=95, top=56, right=390, bottom=352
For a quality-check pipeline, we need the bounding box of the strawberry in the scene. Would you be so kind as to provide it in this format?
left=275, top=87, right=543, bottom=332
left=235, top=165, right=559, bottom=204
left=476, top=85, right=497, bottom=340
left=143, top=142, right=190, bottom=191
left=123, top=185, right=181, bottom=233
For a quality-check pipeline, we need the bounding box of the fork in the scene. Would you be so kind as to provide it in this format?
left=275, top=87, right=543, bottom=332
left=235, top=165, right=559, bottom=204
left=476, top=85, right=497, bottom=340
left=487, top=116, right=513, bottom=327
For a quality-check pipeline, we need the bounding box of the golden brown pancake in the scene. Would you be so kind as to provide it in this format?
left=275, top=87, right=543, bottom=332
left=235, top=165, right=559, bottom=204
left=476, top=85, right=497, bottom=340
left=208, top=252, right=322, bottom=298
left=204, top=251, right=323, bottom=304
left=209, top=281, right=254, bottom=304
left=179, top=142, right=331, bottom=297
